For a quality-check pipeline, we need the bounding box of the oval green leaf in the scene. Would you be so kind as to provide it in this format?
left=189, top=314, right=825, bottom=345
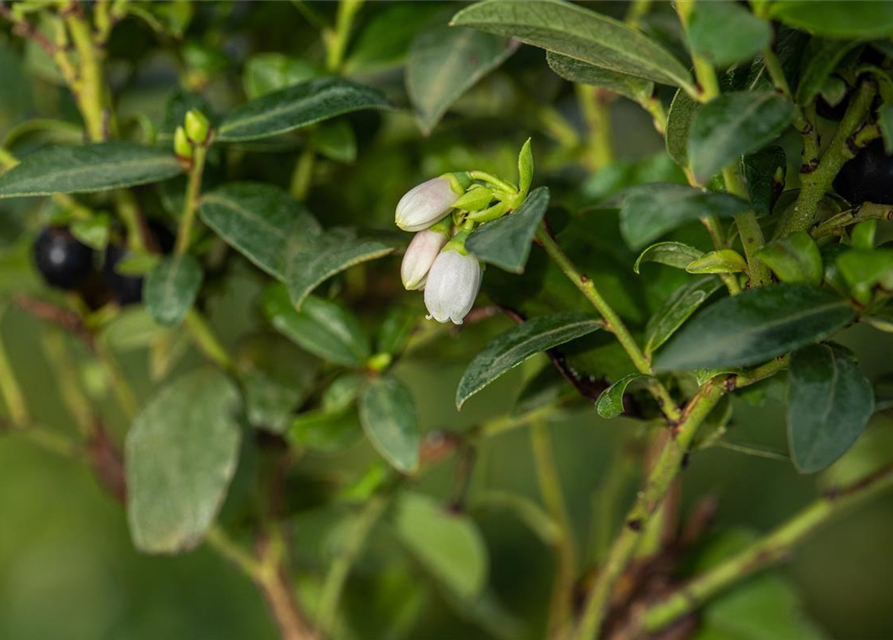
left=689, top=91, right=794, bottom=183
left=756, top=231, right=823, bottom=285
left=686, top=249, right=748, bottom=275
left=619, top=183, right=749, bottom=251
left=451, top=0, right=694, bottom=90
left=788, top=344, right=874, bottom=473
left=144, top=254, right=203, bottom=327
left=645, top=276, right=723, bottom=355
left=217, top=76, right=391, bottom=142
left=466, top=186, right=549, bottom=274
left=359, top=376, right=421, bottom=474
left=596, top=373, right=649, bottom=419
left=654, top=284, right=855, bottom=371
left=665, top=88, right=699, bottom=167
left=262, top=283, right=370, bottom=367
left=393, top=491, right=488, bottom=599
left=634, top=241, right=704, bottom=274
left=687, top=1, right=771, bottom=68
left=456, top=311, right=601, bottom=409
left=407, top=22, right=515, bottom=134
left=546, top=51, right=654, bottom=103
left=198, top=182, right=322, bottom=280
left=126, top=369, right=241, bottom=553
left=0, top=142, right=183, bottom=198
left=770, top=1, right=893, bottom=39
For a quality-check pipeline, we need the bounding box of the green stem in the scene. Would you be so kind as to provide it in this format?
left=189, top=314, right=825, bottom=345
left=94, top=338, right=139, bottom=421
left=531, top=420, right=577, bottom=637
left=723, top=165, right=773, bottom=287
left=811, top=203, right=893, bottom=240
left=778, top=81, right=879, bottom=237
left=641, top=464, right=893, bottom=634
left=185, top=309, right=235, bottom=372
left=317, top=495, right=388, bottom=634
left=576, top=85, right=614, bottom=170
left=289, top=145, right=316, bottom=200
left=536, top=226, right=652, bottom=376
left=206, top=527, right=264, bottom=579
left=324, top=0, right=363, bottom=73
left=0, top=312, right=29, bottom=426
left=468, top=170, right=518, bottom=194
left=175, top=144, right=209, bottom=255
left=64, top=8, right=106, bottom=141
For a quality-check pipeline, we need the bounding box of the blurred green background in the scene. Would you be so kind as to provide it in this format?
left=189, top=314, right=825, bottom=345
left=3, top=2, right=893, bottom=639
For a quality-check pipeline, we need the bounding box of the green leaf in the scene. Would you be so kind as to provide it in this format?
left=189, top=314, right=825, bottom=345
left=376, top=306, right=417, bottom=356
left=70, top=214, right=110, bottom=251
left=407, top=22, right=515, bottom=134
left=596, top=373, right=649, bottom=419
left=456, top=311, right=601, bottom=409
left=770, top=1, right=893, bottom=39
left=217, top=77, right=391, bottom=142
left=688, top=92, right=794, bottom=183
left=262, top=284, right=370, bottom=367
left=851, top=219, right=877, bottom=250
left=359, top=376, right=421, bottom=474
left=311, top=119, right=357, bottom=164
left=344, top=2, right=443, bottom=73
left=242, top=52, right=322, bottom=99
left=518, top=138, right=534, bottom=197
left=634, top=241, right=704, bottom=274
left=795, top=38, right=860, bottom=106
left=686, top=249, right=748, bottom=275
left=126, top=369, right=241, bottom=553
left=789, top=344, right=874, bottom=473
left=451, top=0, right=694, bottom=90
left=666, top=88, right=699, bottom=167
left=198, top=182, right=322, bottom=280
left=393, top=491, right=488, bottom=599
left=619, top=184, right=749, bottom=250
left=757, top=231, right=823, bottom=285
left=742, top=146, right=786, bottom=217
left=289, top=407, right=363, bottom=453
left=143, top=255, right=203, bottom=327
left=688, top=0, right=772, bottom=68
left=645, top=276, right=723, bottom=355
left=654, top=284, right=855, bottom=371
left=545, top=51, right=654, bottom=103
left=836, top=248, right=893, bottom=299
left=0, top=142, right=183, bottom=198
left=284, top=227, right=398, bottom=310
left=466, top=186, right=549, bottom=274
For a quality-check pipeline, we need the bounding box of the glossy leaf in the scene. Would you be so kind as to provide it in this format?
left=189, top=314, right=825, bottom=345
left=619, top=183, right=749, bottom=250
left=688, top=91, right=794, bottom=183
left=634, top=241, right=703, bottom=274
left=283, top=227, right=398, bottom=310
left=666, top=88, right=698, bottom=167
left=757, top=231, right=823, bottom=285
left=742, top=146, right=786, bottom=217
left=688, top=1, right=772, bottom=67
left=262, top=284, right=370, bottom=367
left=788, top=344, right=874, bottom=473
left=645, top=276, right=723, bottom=355
left=144, top=254, right=203, bottom=327
left=796, top=38, right=860, bottom=106
left=686, top=249, right=748, bottom=275
left=242, top=52, right=321, bottom=99
left=456, top=311, right=600, bottom=409
left=518, top=138, right=534, bottom=197
left=407, top=22, right=514, bottom=134
left=836, top=249, right=893, bottom=299
left=546, top=51, right=654, bottom=103
left=126, top=369, right=241, bottom=553
left=393, top=491, right=488, bottom=599
left=198, top=182, right=322, bottom=280
left=359, top=376, right=421, bottom=474
left=0, top=142, right=183, bottom=198
left=217, top=77, right=391, bottom=142
left=596, top=373, right=649, bottom=419
left=654, top=284, right=855, bottom=371
left=466, top=186, right=549, bottom=273
left=770, top=1, right=893, bottom=39
left=451, top=0, right=694, bottom=90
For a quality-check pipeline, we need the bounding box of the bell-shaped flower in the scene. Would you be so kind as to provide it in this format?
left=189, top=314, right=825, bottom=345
left=395, top=177, right=459, bottom=232
left=401, top=228, right=449, bottom=290
left=424, top=247, right=482, bottom=325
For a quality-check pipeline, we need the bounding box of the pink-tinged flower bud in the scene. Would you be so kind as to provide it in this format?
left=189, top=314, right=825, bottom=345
left=401, top=229, right=449, bottom=291
left=424, top=249, right=482, bottom=325
left=395, top=177, right=459, bottom=232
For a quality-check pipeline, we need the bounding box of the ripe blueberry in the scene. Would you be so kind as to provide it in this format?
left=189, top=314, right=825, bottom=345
left=33, top=227, right=94, bottom=291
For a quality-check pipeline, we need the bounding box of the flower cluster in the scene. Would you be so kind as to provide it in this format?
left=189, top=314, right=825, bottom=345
left=396, top=176, right=483, bottom=324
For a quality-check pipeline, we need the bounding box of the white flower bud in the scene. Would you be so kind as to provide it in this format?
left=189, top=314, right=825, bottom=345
left=401, top=229, right=449, bottom=290
left=395, top=177, right=459, bottom=232
left=424, top=249, right=482, bottom=325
